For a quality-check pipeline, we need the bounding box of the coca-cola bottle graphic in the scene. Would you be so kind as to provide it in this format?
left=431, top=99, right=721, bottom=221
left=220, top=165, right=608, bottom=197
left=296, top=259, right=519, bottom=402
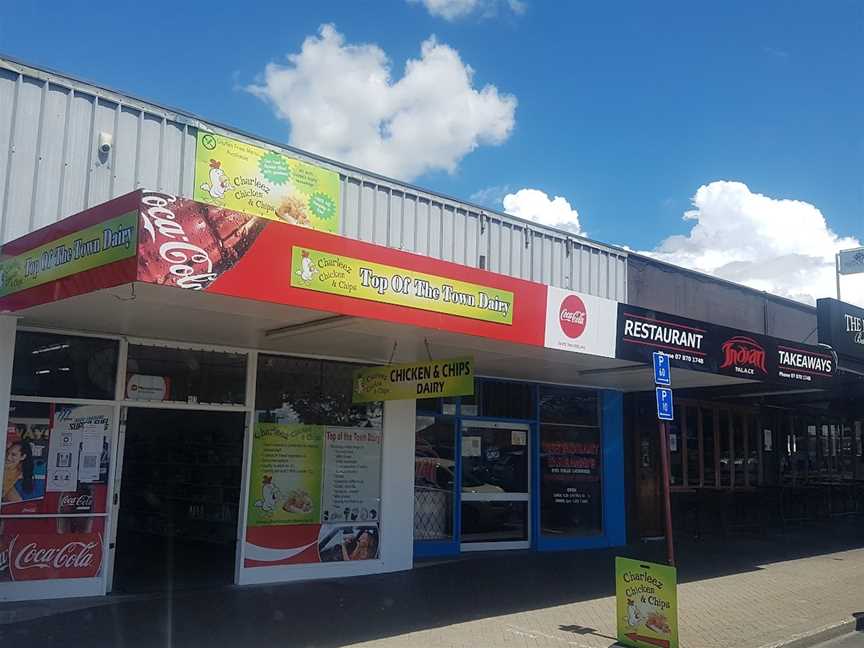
left=138, top=192, right=266, bottom=291
left=56, top=485, right=95, bottom=534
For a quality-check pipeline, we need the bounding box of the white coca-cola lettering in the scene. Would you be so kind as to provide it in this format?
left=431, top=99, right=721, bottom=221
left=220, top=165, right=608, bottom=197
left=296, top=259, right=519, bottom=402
left=14, top=540, right=98, bottom=571
left=560, top=309, right=585, bottom=325
left=141, top=191, right=216, bottom=290
left=60, top=493, right=94, bottom=509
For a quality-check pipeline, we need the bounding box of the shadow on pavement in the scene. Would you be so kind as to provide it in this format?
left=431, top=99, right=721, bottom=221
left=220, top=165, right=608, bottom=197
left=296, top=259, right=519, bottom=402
left=1, top=518, right=861, bottom=648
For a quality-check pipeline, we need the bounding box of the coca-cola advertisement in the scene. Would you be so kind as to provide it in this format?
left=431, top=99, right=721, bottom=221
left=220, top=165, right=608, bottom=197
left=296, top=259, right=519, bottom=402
left=137, top=192, right=266, bottom=291
left=0, top=517, right=104, bottom=582
left=544, top=286, right=618, bottom=357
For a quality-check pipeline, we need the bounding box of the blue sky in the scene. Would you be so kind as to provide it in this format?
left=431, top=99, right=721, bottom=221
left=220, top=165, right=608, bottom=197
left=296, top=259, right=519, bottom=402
left=1, top=1, right=862, bottom=302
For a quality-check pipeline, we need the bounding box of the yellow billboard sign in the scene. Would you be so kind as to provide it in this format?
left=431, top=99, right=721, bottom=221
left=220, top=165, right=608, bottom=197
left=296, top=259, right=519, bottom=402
left=353, top=357, right=474, bottom=403
left=194, top=131, right=340, bottom=233
left=290, top=247, right=514, bottom=325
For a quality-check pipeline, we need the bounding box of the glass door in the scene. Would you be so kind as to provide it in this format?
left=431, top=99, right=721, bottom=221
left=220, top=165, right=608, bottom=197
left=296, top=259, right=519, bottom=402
left=460, top=421, right=530, bottom=551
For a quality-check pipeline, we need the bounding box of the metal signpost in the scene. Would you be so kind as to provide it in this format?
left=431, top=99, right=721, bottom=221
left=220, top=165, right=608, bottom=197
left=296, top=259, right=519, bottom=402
left=653, top=352, right=675, bottom=567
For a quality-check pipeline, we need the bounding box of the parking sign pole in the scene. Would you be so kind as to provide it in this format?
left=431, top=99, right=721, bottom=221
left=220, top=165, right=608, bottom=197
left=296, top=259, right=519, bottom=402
left=658, top=420, right=675, bottom=566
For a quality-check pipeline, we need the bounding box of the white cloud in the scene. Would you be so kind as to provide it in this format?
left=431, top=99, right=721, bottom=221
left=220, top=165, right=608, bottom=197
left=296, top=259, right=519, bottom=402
left=470, top=184, right=512, bottom=208
left=247, top=25, right=517, bottom=181
left=502, top=188, right=585, bottom=235
left=642, top=181, right=864, bottom=306
left=411, top=0, right=526, bottom=21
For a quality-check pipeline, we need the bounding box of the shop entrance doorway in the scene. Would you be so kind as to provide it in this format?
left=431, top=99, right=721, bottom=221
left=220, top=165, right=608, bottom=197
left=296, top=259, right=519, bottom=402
left=460, top=421, right=531, bottom=551
left=112, top=409, right=245, bottom=593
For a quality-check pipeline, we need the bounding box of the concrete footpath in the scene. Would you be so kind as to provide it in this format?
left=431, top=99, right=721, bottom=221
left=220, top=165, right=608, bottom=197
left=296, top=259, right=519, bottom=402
left=1, top=519, right=863, bottom=648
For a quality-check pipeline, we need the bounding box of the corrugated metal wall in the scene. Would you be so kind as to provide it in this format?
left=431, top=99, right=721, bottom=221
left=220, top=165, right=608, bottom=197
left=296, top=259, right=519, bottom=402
left=0, top=58, right=627, bottom=300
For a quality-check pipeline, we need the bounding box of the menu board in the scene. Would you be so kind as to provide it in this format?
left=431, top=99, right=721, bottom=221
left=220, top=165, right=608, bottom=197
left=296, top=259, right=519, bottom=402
left=321, top=427, right=382, bottom=524
left=244, top=422, right=383, bottom=568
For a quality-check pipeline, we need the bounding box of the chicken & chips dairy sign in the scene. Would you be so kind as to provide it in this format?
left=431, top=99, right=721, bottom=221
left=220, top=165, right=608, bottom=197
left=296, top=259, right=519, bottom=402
left=194, top=130, right=340, bottom=234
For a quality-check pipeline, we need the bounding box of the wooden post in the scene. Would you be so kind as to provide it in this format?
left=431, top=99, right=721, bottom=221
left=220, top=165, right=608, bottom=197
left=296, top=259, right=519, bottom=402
left=659, top=421, right=676, bottom=566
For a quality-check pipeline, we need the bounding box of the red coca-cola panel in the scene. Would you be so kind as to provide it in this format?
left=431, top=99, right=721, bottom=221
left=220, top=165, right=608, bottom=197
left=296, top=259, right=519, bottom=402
left=244, top=524, right=320, bottom=568
left=0, top=517, right=104, bottom=582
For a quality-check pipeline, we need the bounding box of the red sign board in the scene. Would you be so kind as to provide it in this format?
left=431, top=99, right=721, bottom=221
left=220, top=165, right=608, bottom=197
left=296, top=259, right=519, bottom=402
left=1, top=532, right=102, bottom=581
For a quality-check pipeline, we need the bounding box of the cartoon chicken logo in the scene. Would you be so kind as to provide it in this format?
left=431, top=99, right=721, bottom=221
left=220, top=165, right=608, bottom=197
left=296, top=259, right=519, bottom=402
left=200, top=159, right=231, bottom=199
left=254, top=474, right=281, bottom=514
left=296, top=250, right=317, bottom=283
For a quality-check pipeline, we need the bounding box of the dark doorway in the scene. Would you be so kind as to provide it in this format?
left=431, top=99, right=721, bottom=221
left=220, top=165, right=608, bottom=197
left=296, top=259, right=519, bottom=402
left=113, top=409, right=245, bottom=593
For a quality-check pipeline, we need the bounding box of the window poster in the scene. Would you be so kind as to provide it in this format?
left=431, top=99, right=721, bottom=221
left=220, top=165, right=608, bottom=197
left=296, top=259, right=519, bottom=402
left=540, top=426, right=603, bottom=536
left=3, top=403, right=112, bottom=516
left=321, top=427, right=382, bottom=524
left=244, top=422, right=383, bottom=568
left=247, top=424, right=325, bottom=527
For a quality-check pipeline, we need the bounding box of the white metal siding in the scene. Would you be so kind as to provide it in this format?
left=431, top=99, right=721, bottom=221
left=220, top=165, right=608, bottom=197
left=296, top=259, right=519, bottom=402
left=0, top=58, right=627, bottom=301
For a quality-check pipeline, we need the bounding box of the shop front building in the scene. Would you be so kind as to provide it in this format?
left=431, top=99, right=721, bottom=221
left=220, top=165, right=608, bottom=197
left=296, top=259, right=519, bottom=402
left=0, top=189, right=844, bottom=602
left=0, top=58, right=856, bottom=604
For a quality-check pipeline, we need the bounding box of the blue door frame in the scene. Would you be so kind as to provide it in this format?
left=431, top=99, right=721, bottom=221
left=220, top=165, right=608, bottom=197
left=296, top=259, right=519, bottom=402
left=414, top=385, right=626, bottom=559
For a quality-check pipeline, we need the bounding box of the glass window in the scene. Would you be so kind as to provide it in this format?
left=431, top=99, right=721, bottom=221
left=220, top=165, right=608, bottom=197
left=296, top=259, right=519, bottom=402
left=414, top=417, right=456, bottom=541
left=732, top=413, right=745, bottom=486
left=669, top=420, right=682, bottom=486
left=12, top=331, right=118, bottom=400
left=539, top=386, right=598, bottom=426
left=247, top=355, right=384, bottom=561
left=718, top=410, right=731, bottom=487
left=461, top=501, right=528, bottom=543
left=462, top=380, right=534, bottom=419
left=255, top=355, right=381, bottom=427
left=4, top=401, right=113, bottom=517
left=126, top=344, right=246, bottom=405
left=702, top=408, right=716, bottom=486
left=540, top=425, right=602, bottom=536
left=461, top=427, right=528, bottom=493
left=685, top=406, right=700, bottom=486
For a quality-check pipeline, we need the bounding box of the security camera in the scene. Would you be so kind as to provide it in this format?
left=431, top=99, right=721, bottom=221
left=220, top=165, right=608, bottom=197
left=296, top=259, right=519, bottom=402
left=98, top=131, right=113, bottom=155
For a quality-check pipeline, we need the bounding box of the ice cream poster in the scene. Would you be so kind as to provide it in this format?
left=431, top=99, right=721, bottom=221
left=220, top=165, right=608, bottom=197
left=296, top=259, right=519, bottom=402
left=193, top=131, right=340, bottom=234
left=615, top=557, right=678, bottom=648
left=247, top=424, right=325, bottom=527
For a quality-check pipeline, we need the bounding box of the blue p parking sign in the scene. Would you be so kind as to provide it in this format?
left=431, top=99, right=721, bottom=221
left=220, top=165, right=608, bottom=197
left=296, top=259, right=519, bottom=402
left=656, top=387, right=674, bottom=421
left=652, top=351, right=671, bottom=386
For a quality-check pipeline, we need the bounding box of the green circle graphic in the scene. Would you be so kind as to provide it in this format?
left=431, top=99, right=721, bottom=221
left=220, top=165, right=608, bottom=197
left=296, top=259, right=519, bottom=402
left=259, top=152, right=291, bottom=185
left=308, top=192, right=336, bottom=220
left=201, top=133, right=217, bottom=150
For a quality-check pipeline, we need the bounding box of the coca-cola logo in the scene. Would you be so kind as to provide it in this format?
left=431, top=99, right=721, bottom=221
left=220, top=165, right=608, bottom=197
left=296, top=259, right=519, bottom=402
left=720, top=336, right=767, bottom=374
left=8, top=533, right=102, bottom=581
left=140, top=192, right=217, bottom=290
left=0, top=546, right=8, bottom=575
left=59, top=493, right=94, bottom=511
left=559, top=295, right=587, bottom=339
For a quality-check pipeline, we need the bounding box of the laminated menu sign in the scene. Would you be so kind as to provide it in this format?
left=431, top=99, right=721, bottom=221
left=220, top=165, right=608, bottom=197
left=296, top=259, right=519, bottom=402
left=193, top=131, right=340, bottom=233
left=243, top=422, right=384, bottom=569
left=321, top=427, right=382, bottom=524
left=247, top=424, right=324, bottom=526
left=616, top=557, right=678, bottom=648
